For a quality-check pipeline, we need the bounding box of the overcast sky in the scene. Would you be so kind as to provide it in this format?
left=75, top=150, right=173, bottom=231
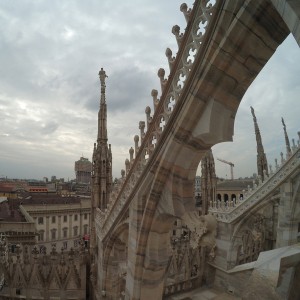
left=0, top=1, right=299, bottom=181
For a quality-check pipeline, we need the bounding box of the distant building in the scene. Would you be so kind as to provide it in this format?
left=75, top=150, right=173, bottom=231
left=75, top=156, right=92, bottom=184
left=216, top=179, right=252, bottom=202
left=20, top=194, right=91, bottom=253
left=0, top=199, right=36, bottom=250
left=0, top=185, right=17, bottom=199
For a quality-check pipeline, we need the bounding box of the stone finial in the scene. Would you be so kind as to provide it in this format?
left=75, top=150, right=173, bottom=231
left=60, top=248, right=66, bottom=266
left=50, top=244, right=58, bottom=259
left=280, top=151, right=284, bottom=164
left=258, top=175, right=262, bottom=185
left=172, top=25, right=183, bottom=47
left=125, top=159, right=130, bottom=175
left=129, top=147, right=134, bottom=162
left=269, top=164, right=273, bottom=175
left=32, top=246, right=39, bottom=260
left=69, top=248, right=75, bottom=261
left=0, top=239, right=6, bottom=262
left=275, top=158, right=279, bottom=170
left=180, top=3, right=191, bottom=22
left=165, top=48, right=175, bottom=71
left=263, top=169, right=268, bottom=181
left=139, top=121, right=145, bottom=142
left=145, top=106, right=152, bottom=130
left=23, top=245, right=30, bottom=264
left=121, top=169, right=125, bottom=178
left=221, top=199, right=225, bottom=209
left=282, top=117, right=292, bottom=158
left=13, top=244, right=22, bottom=260
left=151, top=89, right=159, bottom=111
left=157, top=68, right=167, bottom=93
left=15, top=244, right=21, bottom=261
left=134, top=135, right=139, bottom=157
left=292, top=138, right=296, bottom=152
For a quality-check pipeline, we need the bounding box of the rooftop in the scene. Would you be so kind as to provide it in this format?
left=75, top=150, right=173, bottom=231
left=217, top=179, right=253, bottom=191
left=0, top=201, right=26, bottom=222
left=19, top=193, right=82, bottom=205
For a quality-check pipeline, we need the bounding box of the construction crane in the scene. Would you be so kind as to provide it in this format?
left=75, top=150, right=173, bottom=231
left=217, top=158, right=234, bottom=180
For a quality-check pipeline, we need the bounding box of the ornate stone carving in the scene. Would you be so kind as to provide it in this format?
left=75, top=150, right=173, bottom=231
left=90, top=262, right=97, bottom=287
left=237, top=214, right=266, bottom=265
left=0, top=243, right=85, bottom=296
left=182, top=212, right=217, bottom=254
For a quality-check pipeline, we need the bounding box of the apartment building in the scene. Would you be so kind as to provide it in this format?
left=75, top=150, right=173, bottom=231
left=20, top=194, right=91, bottom=252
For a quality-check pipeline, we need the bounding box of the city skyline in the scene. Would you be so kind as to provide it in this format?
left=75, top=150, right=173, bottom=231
left=0, top=0, right=299, bottom=181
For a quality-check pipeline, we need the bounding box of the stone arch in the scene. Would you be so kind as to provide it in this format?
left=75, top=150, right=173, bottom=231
left=125, top=136, right=220, bottom=299
left=125, top=151, right=202, bottom=299
left=277, top=173, right=300, bottom=247
left=144, top=213, right=176, bottom=293
left=102, top=221, right=129, bottom=299
left=291, top=173, right=300, bottom=220
left=122, top=0, right=298, bottom=297
left=270, top=0, right=300, bottom=47
left=228, top=197, right=278, bottom=268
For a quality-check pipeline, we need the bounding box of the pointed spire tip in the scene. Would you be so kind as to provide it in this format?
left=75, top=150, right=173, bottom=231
left=250, top=106, right=255, bottom=117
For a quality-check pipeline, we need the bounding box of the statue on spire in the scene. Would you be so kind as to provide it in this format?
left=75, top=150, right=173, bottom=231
left=99, top=67, right=108, bottom=81
left=99, top=68, right=108, bottom=104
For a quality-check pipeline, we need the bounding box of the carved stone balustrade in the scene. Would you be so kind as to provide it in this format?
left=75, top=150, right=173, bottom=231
left=209, top=145, right=300, bottom=223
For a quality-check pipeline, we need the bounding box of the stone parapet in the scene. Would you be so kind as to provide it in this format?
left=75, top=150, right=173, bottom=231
left=209, top=144, right=300, bottom=223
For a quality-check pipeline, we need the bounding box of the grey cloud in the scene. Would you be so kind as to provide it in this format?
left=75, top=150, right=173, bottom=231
left=83, top=66, right=157, bottom=114
left=41, top=121, right=59, bottom=135
left=107, top=68, right=156, bottom=112
left=0, top=0, right=299, bottom=180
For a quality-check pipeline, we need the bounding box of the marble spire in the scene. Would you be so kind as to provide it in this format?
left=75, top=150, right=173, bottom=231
left=201, top=149, right=216, bottom=215
left=282, top=117, right=291, bottom=158
left=95, top=68, right=112, bottom=211
left=98, top=68, right=108, bottom=143
left=251, top=106, right=268, bottom=180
